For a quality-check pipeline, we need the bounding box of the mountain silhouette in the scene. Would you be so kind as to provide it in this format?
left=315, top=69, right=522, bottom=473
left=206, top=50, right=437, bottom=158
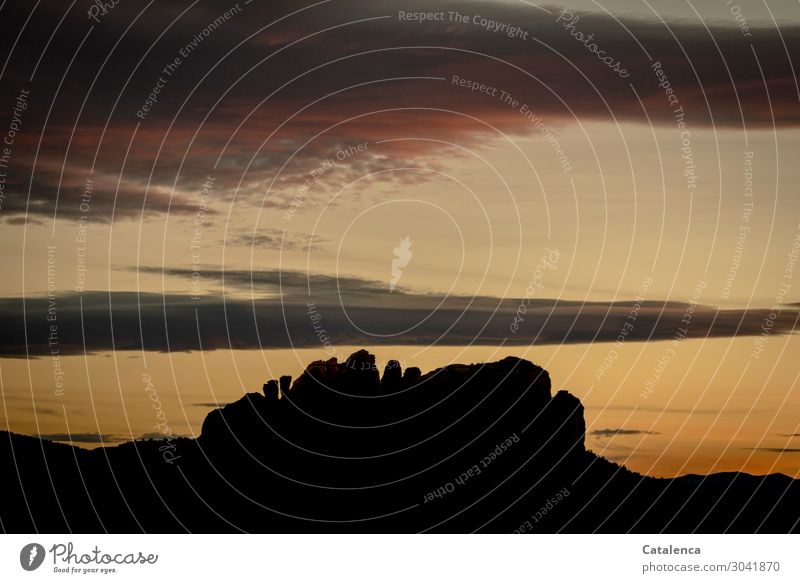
left=1, top=351, right=798, bottom=533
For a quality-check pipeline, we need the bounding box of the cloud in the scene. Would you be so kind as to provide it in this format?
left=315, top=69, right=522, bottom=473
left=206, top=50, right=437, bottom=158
left=0, top=269, right=796, bottom=356
left=131, top=265, right=412, bottom=295
left=3, top=216, right=44, bottom=226
left=34, top=408, right=58, bottom=416
left=748, top=447, right=800, bottom=454
left=590, top=428, right=660, bottom=437
left=222, top=229, right=328, bottom=252
left=0, top=1, right=797, bottom=220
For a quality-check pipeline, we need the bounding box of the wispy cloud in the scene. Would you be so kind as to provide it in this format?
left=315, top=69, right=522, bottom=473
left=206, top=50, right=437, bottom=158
left=747, top=447, right=800, bottom=454
left=590, top=428, right=661, bottom=437
left=223, top=230, right=328, bottom=252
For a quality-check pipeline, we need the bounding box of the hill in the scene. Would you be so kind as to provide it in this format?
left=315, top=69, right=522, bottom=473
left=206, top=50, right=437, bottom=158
left=1, top=350, right=798, bottom=533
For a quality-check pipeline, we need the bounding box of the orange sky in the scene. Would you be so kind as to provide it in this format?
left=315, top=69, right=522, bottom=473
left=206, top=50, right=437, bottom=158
left=1, top=1, right=799, bottom=479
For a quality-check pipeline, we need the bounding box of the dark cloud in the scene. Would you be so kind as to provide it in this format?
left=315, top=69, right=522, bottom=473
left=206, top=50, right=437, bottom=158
left=590, top=428, right=660, bottom=437
left=3, top=216, right=44, bottom=226
left=222, top=229, right=328, bottom=252
left=748, top=447, right=800, bottom=454
left=34, top=407, right=58, bottom=416
left=0, top=1, right=797, bottom=219
left=0, top=269, right=796, bottom=356
left=131, top=265, right=412, bottom=295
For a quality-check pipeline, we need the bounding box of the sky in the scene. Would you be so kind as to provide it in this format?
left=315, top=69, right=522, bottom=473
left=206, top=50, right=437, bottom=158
left=0, top=0, right=799, bottom=478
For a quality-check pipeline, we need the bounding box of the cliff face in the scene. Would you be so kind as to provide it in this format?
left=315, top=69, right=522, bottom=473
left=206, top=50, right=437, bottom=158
left=2, top=351, right=798, bottom=533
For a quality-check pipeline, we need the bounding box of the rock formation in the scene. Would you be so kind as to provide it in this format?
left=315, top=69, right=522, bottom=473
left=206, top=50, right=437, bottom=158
left=2, top=350, right=798, bottom=534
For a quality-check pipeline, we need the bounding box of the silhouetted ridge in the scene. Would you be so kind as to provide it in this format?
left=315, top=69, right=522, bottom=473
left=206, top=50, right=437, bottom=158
left=1, top=351, right=798, bottom=533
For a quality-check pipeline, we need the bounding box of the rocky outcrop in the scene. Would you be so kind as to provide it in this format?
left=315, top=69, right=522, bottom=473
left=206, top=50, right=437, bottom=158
left=402, top=366, right=421, bottom=387
left=263, top=380, right=279, bottom=399
left=3, top=349, right=799, bottom=533
left=279, top=375, right=292, bottom=396
left=200, top=350, right=581, bottom=458
left=341, top=349, right=381, bottom=395
left=380, top=360, right=402, bottom=393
